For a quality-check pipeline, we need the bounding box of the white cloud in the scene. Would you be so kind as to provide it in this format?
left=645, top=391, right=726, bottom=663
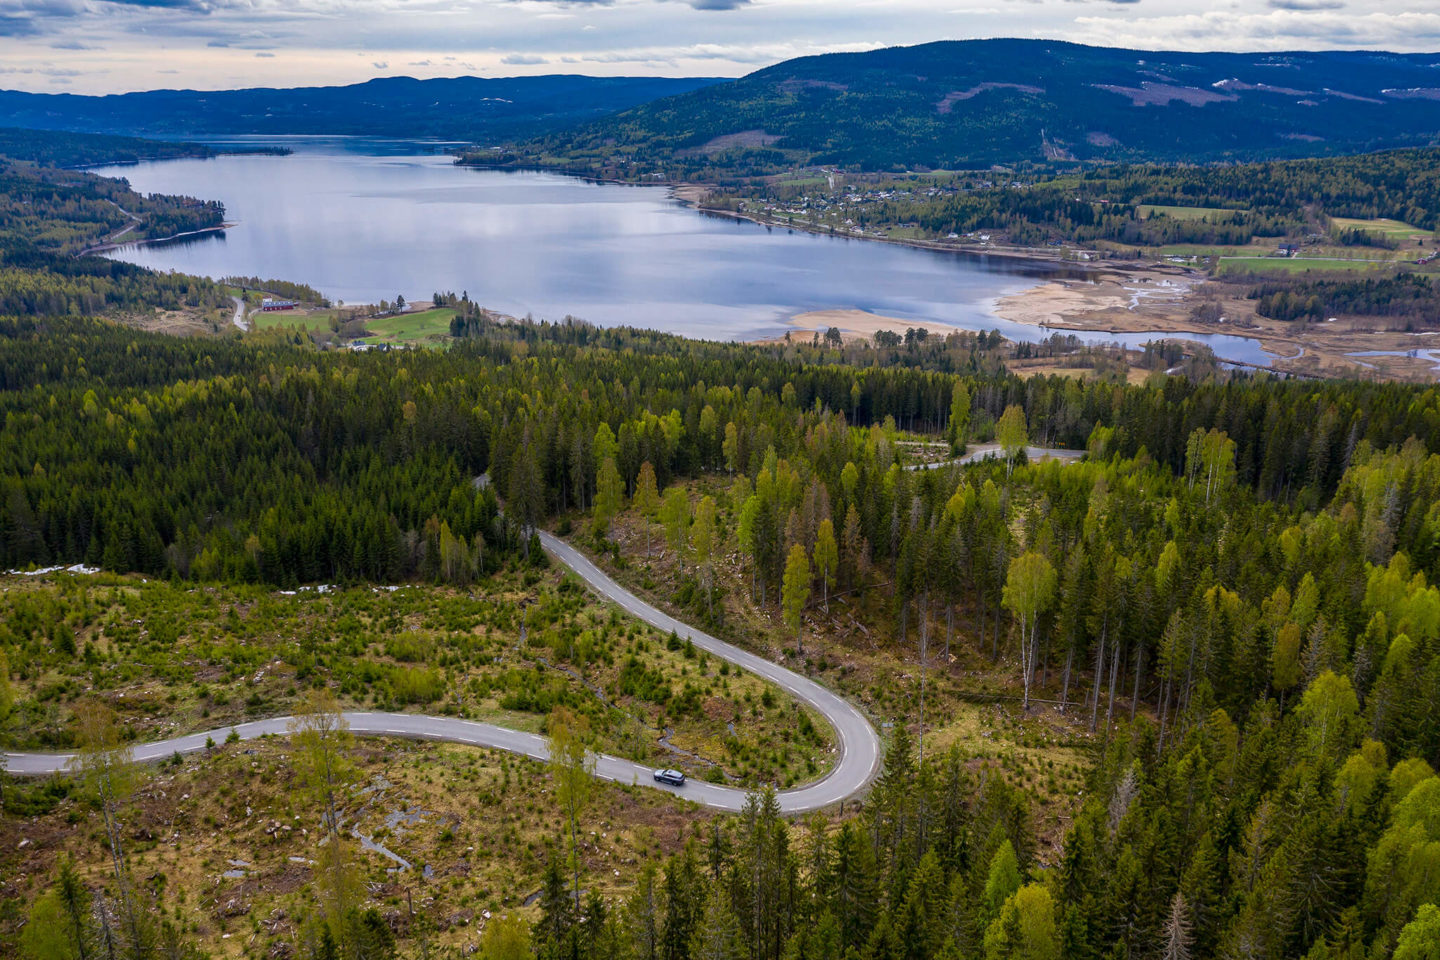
left=1, top=0, right=1438, bottom=94
left=1070, top=8, right=1440, bottom=50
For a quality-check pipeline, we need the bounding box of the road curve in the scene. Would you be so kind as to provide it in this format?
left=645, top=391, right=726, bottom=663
left=537, top=531, right=882, bottom=813
left=3, top=534, right=883, bottom=815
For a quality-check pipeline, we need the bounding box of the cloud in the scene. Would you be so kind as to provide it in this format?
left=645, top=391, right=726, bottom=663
left=372, top=60, right=388, bottom=68
left=501, top=52, right=548, bottom=64
left=255, top=50, right=273, bottom=56
left=49, top=38, right=97, bottom=48
left=0, top=15, right=39, bottom=34
left=408, top=58, right=432, bottom=66
left=96, top=0, right=219, bottom=10
left=685, top=0, right=751, bottom=9
left=1268, top=0, right=1344, bottom=8
left=1072, top=9, right=1440, bottom=49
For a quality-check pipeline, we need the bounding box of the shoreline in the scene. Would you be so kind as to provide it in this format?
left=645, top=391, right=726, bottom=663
left=80, top=221, right=233, bottom=256
left=670, top=184, right=1126, bottom=275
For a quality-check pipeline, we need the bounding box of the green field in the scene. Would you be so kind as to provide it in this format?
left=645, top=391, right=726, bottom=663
left=251, top=308, right=338, bottom=332
left=364, top=306, right=458, bottom=342
left=1217, top=255, right=1408, bottom=276
left=1138, top=203, right=1239, bottom=221
left=1329, top=216, right=1431, bottom=238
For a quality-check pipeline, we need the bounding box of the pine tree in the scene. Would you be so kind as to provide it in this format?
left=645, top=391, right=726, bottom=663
left=690, top=889, right=743, bottom=960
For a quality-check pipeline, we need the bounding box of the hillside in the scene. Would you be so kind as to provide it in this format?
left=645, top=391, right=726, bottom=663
left=0, top=74, right=726, bottom=142
left=516, top=39, right=1440, bottom=172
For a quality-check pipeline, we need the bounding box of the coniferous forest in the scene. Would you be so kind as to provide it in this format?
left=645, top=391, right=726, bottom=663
left=2, top=311, right=1439, bottom=960
left=0, top=118, right=1438, bottom=960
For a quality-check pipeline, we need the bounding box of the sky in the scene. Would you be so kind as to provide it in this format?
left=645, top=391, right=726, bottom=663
left=0, top=0, right=1438, bottom=95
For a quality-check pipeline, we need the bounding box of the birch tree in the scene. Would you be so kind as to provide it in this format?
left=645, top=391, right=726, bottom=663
left=1003, top=552, right=1057, bottom=711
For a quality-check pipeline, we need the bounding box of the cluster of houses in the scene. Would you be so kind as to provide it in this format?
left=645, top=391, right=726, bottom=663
left=744, top=174, right=1018, bottom=240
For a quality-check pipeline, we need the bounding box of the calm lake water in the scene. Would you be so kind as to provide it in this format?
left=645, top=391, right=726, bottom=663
left=94, top=139, right=1274, bottom=363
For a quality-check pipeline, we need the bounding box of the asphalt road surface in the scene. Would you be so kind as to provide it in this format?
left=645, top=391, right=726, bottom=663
left=4, top=533, right=883, bottom=814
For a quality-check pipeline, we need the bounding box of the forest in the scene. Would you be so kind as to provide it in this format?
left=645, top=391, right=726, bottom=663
left=0, top=132, right=237, bottom=319
left=0, top=310, right=1438, bottom=960
left=0, top=128, right=218, bottom=168
left=1250, top=274, right=1440, bottom=324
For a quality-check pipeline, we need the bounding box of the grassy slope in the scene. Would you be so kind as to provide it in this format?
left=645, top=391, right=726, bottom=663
left=365, top=308, right=459, bottom=343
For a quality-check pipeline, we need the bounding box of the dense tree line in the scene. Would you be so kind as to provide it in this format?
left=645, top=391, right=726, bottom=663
left=0, top=315, right=1438, bottom=594
left=221, top=275, right=328, bottom=304
left=0, top=127, right=217, bottom=168
left=1251, top=274, right=1440, bottom=324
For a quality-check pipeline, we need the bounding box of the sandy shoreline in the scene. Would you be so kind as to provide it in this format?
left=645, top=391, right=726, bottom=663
left=779, top=309, right=971, bottom=343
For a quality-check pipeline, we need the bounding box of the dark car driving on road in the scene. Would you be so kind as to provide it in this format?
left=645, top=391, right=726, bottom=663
left=653, top=768, right=686, bottom=786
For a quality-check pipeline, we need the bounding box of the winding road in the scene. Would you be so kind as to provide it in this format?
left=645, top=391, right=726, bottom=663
left=3, top=532, right=883, bottom=814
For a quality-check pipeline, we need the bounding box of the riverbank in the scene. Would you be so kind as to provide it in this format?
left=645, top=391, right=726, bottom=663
left=994, top=271, right=1440, bottom=381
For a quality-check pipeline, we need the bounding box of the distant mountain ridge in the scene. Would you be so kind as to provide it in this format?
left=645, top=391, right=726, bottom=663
left=526, top=40, right=1440, bottom=169
left=0, top=75, right=727, bottom=142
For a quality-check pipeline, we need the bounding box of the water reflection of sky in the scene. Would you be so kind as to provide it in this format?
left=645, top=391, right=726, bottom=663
left=96, top=140, right=1273, bottom=365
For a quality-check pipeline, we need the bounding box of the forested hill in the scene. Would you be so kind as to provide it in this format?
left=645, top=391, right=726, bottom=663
left=511, top=40, right=1440, bottom=173
left=0, top=127, right=217, bottom=167
left=0, top=75, right=727, bottom=142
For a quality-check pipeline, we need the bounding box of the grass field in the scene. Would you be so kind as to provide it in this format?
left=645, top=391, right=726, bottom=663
left=365, top=307, right=458, bottom=343
left=1329, top=216, right=1432, bottom=239
left=1137, top=203, right=1239, bottom=221
left=1216, top=255, right=1410, bottom=276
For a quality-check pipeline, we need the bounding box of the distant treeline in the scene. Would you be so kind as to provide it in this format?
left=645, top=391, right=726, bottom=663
left=1250, top=274, right=1440, bottom=324
left=0, top=254, right=230, bottom=317
left=221, top=276, right=328, bottom=304
left=0, top=126, right=217, bottom=168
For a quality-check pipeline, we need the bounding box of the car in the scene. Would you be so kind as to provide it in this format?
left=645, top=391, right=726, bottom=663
left=653, top=768, right=686, bottom=786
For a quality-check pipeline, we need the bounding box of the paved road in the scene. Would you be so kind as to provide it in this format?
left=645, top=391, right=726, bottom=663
left=537, top=532, right=882, bottom=813
left=906, top=443, right=1083, bottom=472
left=4, top=533, right=883, bottom=814
left=231, top=296, right=250, bottom=332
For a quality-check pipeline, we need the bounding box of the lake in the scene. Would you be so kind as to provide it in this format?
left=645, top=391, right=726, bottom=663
left=94, top=139, right=1275, bottom=363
